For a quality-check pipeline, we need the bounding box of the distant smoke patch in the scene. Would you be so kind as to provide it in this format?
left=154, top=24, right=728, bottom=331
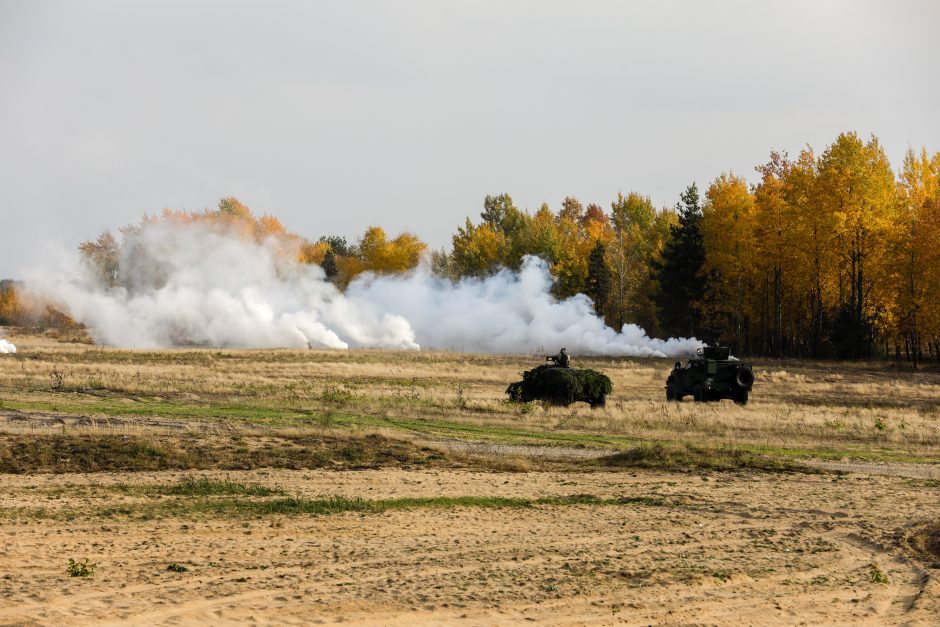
left=349, top=258, right=701, bottom=357
left=30, top=223, right=701, bottom=357
left=0, top=339, right=15, bottom=354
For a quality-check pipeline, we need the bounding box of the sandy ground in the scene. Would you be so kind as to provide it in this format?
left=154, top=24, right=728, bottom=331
left=1, top=468, right=938, bottom=626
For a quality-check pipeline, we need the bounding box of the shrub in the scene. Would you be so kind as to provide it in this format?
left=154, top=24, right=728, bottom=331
left=66, top=558, right=96, bottom=577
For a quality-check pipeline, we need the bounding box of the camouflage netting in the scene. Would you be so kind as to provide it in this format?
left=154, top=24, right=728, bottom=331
left=506, top=365, right=613, bottom=408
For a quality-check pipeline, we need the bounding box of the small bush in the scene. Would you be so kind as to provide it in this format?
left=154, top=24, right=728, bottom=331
left=320, top=384, right=353, bottom=404
left=167, top=563, right=188, bottom=573
left=66, top=558, right=96, bottom=577
left=868, top=564, right=889, bottom=584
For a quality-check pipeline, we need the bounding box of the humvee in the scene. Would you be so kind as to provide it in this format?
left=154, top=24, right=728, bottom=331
left=665, top=346, right=754, bottom=405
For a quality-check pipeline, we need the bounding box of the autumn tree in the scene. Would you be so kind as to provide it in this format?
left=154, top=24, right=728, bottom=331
left=700, top=173, right=757, bottom=351
left=0, top=280, right=21, bottom=325
left=606, top=192, right=672, bottom=332
left=480, top=194, right=524, bottom=247
left=450, top=218, right=510, bottom=277
left=430, top=248, right=454, bottom=279
left=553, top=198, right=589, bottom=298
left=777, top=147, right=835, bottom=356
left=892, top=147, right=940, bottom=365
left=518, top=203, right=562, bottom=267
left=298, top=241, right=328, bottom=265
left=78, top=231, right=120, bottom=287
left=217, top=196, right=252, bottom=220
left=752, top=152, right=791, bottom=354
left=558, top=195, right=581, bottom=220
left=816, top=133, right=897, bottom=358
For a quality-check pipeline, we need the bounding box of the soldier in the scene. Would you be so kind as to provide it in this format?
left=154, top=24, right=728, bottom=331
left=547, top=348, right=571, bottom=368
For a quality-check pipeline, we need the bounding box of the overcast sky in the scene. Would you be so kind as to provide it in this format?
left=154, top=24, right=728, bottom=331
left=1, top=0, right=938, bottom=276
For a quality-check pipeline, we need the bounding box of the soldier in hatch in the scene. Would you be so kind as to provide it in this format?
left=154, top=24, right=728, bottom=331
left=546, top=348, right=571, bottom=368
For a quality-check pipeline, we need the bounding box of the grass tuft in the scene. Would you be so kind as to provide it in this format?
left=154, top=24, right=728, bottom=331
left=156, top=477, right=284, bottom=497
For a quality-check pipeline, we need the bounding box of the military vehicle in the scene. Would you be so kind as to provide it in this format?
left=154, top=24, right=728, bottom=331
left=506, top=363, right=612, bottom=408
left=665, top=345, right=754, bottom=405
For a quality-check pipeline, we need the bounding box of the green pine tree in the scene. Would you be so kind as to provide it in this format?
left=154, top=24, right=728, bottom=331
left=322, top=248, right=338, bottom=280
left=652, top=183, right=707, bottom=339
left=586, top=240, right=611, bottom=316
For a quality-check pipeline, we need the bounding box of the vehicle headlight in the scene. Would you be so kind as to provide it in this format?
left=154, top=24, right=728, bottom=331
left=705, top=377, right=715, bottom=390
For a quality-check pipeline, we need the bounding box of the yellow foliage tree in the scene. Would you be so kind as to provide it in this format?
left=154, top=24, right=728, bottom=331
left=606, top=192, right=673, bottom=332
left=815, top=132, right=897, bottom=356
left=700, top=173, right=757, bottom=349
left=451, top=219, right=510, bottom=277
left=892, top=147, right=940, bottom=364
left=357, top=226, right=427, bottom=274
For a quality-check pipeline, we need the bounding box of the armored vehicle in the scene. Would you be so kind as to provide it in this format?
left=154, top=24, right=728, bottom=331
left=507, top=363, right=612, bottom=408
left=665, top=346, right=754, bottom=405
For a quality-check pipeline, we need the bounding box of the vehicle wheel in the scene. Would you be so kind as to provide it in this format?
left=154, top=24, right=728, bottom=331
left=666, top=384, right=676, bottom=401
left=733, top=390, right=749, bottom=405
left=693, top=385, right=704, bottom=402
left=735, top=369, right=754, bottom=388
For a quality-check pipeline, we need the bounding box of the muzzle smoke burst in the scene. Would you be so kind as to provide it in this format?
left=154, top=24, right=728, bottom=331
left=0, top=339, right=15, bottom=354
left=30, top=223, right=701, bottom=357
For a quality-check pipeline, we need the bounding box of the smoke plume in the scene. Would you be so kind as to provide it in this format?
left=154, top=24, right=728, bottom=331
left=0, top=339, right=15, bottom=354
left=31, top=222, right=701, bottom=357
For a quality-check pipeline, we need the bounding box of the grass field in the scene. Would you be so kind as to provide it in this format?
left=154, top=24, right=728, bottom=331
left=1, top=330, right=939, bottom=624
left=3, top=331, right=940, bottom=465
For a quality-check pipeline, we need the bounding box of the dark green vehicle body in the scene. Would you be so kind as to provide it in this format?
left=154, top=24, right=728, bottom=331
left=507, top=364, right=612, bottom=408
left=666, top=346, right=754, bottom=405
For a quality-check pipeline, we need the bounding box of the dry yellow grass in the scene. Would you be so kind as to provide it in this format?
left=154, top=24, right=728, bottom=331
left=1, top=330, right=939, bottom=462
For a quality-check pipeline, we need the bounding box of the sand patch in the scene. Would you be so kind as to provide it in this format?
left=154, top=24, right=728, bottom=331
left=1, top=468, right=939, bottom=625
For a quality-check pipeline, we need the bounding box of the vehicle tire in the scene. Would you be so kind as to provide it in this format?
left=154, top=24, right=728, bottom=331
left=693, top=385, right=704, bottom=402
left=732, top=390, right=749, bottom=405
left=735, top=368, right=754, bottom=388
left=666, top=384, right=676, bottom=401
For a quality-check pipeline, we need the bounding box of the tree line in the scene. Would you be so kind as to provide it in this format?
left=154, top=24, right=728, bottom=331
left=2, top=131, right=938, bottom=364
left=432, top=132, right=940, bottom=364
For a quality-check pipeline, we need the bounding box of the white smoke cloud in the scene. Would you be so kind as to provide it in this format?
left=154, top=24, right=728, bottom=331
left=0, top=339, right=15, bottom=354
left=29, top=223, right=701, bottom=357
left=348, top=259, right=701, bottom=357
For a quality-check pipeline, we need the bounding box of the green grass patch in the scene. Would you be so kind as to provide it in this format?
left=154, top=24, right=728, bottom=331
left=153, top=477, right=285, bottom=497
left=1, top=398, right=314, bottom=424
left=4, top=394, right=937, bottom=468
